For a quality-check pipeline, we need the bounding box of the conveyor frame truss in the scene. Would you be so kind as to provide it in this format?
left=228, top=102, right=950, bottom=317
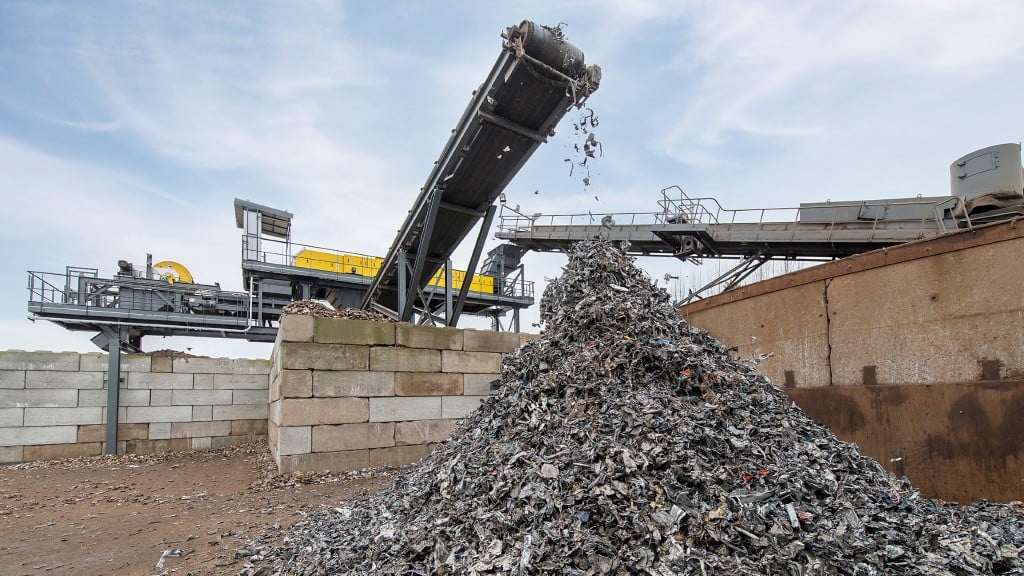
left=362, top=21, right=600, bottom=322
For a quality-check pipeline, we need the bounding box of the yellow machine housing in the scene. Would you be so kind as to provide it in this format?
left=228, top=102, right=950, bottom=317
left=293, top=249, right=494, bottom=293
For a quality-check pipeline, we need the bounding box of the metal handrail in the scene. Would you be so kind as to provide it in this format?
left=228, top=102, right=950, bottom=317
left=497, top=187, right=967, bottom=243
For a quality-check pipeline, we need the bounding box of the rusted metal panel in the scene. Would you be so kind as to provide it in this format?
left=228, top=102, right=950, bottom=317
left=684, top=280, right=830, bottom=388
left=786, top=381, right=1024, bottom=503
left=681, top=217, right=1024, bottom=502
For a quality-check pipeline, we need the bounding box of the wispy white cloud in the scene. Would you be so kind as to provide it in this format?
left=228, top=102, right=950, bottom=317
left=654, top=0, right=1024, bottom=168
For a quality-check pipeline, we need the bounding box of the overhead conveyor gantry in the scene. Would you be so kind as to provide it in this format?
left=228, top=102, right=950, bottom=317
left=362, top=21, right=600, bottom=323
left=496, top=143, right=1024, bottom=303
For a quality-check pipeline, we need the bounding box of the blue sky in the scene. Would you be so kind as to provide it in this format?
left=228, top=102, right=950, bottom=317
left=2, top=1, right=1022, bottom=359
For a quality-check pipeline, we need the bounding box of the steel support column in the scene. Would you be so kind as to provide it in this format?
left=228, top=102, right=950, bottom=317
left=444, top=259, right=453, bottom=324
left=104, top=329, right=124, bottom=455
left=449, top=204, right=497, bottom=327
left=400, top=191, right=444, bottom=322
left=397, top=250, right=408, bottom=321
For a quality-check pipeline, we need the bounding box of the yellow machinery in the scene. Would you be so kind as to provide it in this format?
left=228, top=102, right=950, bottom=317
left=293, top=249, right=494, bottom=293
left=152, top=260, right=194, bottom=285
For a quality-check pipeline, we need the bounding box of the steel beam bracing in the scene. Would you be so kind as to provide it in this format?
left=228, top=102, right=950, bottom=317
left=675, top=253, right=771, bottom=306
left=450, top=204, right=497, bottom=327
left=362, top=20, right=600, bottom=317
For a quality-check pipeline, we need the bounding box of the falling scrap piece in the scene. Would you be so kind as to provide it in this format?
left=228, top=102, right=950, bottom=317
left=257, top=240, right=1024, bottom=575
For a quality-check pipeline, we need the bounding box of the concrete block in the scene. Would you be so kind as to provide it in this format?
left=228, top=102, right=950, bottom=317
left=0, top=351, right=79, bottom=371
left=80, top=353, right=150, bottom=372
left=0, top=408, right=23, bottom=427
left=149, top=422, right=172, bottom=439
left=394, top=372, right=462, bottom=396
left=0, top=370, right=26, bottom=389
left=192, top=405, right=213, bottom=421
left=442, top=350, right=502, bottom=374
left=0, top=425, right=78, bottom=446
left=78, top=389, right=149, bottom=407
left=313, top=371, right=394, bottom=397
left=519, top=332, right=541, bottom=347
left=278, top=398, right=367, bottom=426
left=25, top=370, right=103, bottom=390
left=277, top=425, right=311, bottom=455
left=0, top=389, right=78, bottom=408
left=395, top=419, right=458, bottom=446
left=98, top=405, right=126, bottom=424
left=278, top=314, right=314, bottom=343
left=24, top=443, right=102, bottom=461
left=442, top=395, right=487, bottom=419
left=0, top=445, right=23, bottom=463
left=277, top=449, right=368, bottom=474
left=192, top=436, right=212, bottom=450
left=127, top=372, right=194, bottom=390
left=316, top=318, right=396, bottom=345
left=171, top=389, right=233, bottom=406
left=193, top=374, right=215, bottom=389
left=369, top=444, right=435, bottom=468
left=370, top=348, right=441, bottom=373
left=125, top=405, right=193, bottom=423
left=78, top=423, right=148, bottom=443
left=170, top=420, right=231, bottom=439
left=24, top=407, right=103, bottom=426
left=232, top=388, right=269, bottom=405
left=214, top=373, right=269, bottom=390
left=151, top=356, right=172, bottom=373
left=369, top=397, right=442, bottom=422
left=269, top=400, right=281, bottom=425
left=231, top=419, right=267, bottom=436
left=463, top=373, right=501, bottom=396
left=99, top=406, right=127, bottom=423
left=172, top=357, right=271, bottom=375
left=463, top=329, right=521, bottom=353
left=149, top=389, right=173, bottom=406
left=212, top=435, right=262, bottom=449
left=212, top=404, right=268, bottom=421
left=274, top=370, right=313, bottom=399
left=279, top=343, right=369, bottom=371
left=395, top=324, right=462, bottom=350
left=312, top=422, right=394, bottom=452
left=125, top=438, right=189, bottom=455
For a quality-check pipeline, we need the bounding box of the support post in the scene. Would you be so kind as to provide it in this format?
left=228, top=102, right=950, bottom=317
left=397, top=250, right=408, bottom=322
left=450, top=204, right=497, bottom=326
left=400, top=191, right=444, bottom=322
left=104, top=331, right=123, bottom=455
left=444, top=259, right=453, bottom=324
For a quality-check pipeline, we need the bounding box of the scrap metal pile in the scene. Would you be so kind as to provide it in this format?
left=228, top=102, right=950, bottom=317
left=262, top=241, right=1023, bottom=575
left=281, top=301, right=394, bottom=322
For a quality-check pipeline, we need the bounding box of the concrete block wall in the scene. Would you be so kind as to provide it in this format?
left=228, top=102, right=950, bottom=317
left=0, top=351, right=271, bottom=463
left=269, top=316, right=534, bottom=473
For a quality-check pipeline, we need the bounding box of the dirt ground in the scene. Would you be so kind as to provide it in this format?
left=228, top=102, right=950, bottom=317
left=0, top=443, right=396, bottom=576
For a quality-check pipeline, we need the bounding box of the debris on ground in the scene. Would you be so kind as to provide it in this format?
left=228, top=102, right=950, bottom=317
left=281, top=300, right=394, bottom=322
left=252, top=240, right=1024, bottom=575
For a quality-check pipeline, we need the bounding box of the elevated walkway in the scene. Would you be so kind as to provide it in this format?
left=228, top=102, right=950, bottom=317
left=496, top=186, right=1024, bottom=301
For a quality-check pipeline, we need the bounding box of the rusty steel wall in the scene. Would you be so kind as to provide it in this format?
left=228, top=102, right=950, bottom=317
left=679, top=219, right=1024, bottom=502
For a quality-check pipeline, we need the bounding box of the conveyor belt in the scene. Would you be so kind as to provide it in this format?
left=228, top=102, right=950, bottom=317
left=363, top=21, right=600, bottom=319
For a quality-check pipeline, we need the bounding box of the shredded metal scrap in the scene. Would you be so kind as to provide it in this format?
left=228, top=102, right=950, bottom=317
left=281, top=300, right=394, bottom=322
left=257, top=241, right=1023, bottom=575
